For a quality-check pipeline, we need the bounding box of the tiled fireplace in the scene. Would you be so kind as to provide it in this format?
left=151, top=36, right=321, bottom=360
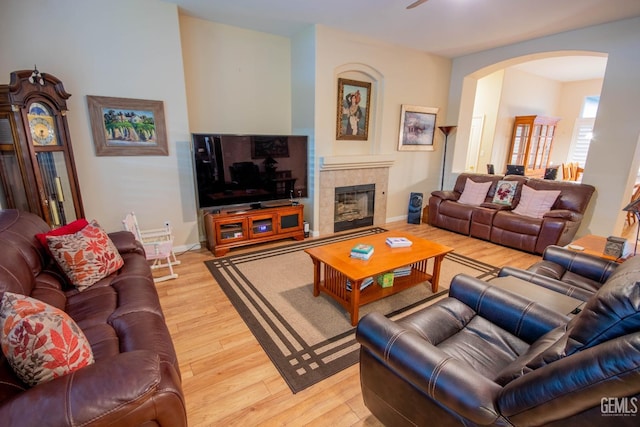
left=318, top=156, right=393, bottom=236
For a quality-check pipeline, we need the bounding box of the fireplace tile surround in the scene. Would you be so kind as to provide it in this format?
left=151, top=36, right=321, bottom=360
left=318, top=156, right=393, bottom=236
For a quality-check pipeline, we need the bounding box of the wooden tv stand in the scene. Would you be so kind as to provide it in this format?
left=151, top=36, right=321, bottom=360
left=204, top=203, right=304, bottom=256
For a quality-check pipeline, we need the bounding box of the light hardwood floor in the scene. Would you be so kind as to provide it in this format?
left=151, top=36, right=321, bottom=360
left=154, top=220, right=580, bottom=426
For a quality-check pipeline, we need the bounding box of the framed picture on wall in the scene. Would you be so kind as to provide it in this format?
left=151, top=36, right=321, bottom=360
left=397, top=105, right=439, bottom=151
left=87, top=95, right=168, bottom=156
left=336, top=78, right=371, bottom=140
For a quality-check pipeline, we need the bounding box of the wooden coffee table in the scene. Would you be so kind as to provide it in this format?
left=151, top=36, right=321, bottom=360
left=304, top=231, right=453, bottom=326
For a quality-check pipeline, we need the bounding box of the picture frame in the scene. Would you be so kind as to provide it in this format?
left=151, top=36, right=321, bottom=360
left=87, top=95, right=168, bottom=156
left=397, top=105, right=439, bottom=151
left=336, top=78, right=371, bottom=140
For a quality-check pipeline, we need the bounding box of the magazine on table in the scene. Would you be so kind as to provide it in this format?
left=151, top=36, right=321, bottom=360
left=385, top=237, right=413, bottom=248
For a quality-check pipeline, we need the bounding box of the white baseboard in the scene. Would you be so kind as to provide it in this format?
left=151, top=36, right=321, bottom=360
left=174, top=242, right=202, bottom=254
left=386, top=215, right=408, bottom=223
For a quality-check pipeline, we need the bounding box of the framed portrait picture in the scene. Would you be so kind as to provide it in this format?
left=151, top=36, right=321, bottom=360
left=87, top=95, right=168, bottom=156
left=336, top=78, right=371, bottom=140
left=398, top=105, right=439, bottom=151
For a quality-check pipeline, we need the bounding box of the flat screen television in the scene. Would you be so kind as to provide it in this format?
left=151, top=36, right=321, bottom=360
left=192, top=133, right=308, bottom=209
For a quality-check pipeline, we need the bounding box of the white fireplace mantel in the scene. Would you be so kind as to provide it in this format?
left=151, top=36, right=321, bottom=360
left=320, top=155, right=395, bottom=171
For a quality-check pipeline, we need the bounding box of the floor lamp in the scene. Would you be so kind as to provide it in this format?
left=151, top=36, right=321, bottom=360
left=438, top=126, right=457, bottom=191
left=622, top=197, right=640, bottom=255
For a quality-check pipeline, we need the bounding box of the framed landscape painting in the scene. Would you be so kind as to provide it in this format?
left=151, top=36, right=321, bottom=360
left=336, top=78, right=371, bottom=140
left=87, top=95, right=168, bottom=156
left=398, top=105, right=439, bottom=151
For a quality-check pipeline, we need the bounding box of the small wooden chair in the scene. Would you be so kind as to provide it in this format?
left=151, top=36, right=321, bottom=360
left=123, top=212, right=180, bottom=282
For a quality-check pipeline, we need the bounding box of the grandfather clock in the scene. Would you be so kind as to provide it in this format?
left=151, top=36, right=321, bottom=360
left=0, top=68, right=84, bottom=226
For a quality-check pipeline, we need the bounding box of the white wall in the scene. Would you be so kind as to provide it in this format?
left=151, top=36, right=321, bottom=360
left=448, top=18, right=640, bottom=237
left=313, top=26, right=452, bottom=226
left=291, top=26, right=317, bottom=229
left=180, top=16, right=292, bottom=134
left=553, top=79, right=603, bottom=164
left=473, top=70, right=503, bottom=172
left=0, top=0, right=195, bottom=247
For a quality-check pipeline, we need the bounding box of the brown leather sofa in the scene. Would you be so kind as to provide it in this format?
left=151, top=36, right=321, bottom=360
left=499, top=245, right=620, bottom=301
left=0, top=210, right=186, bottom=427
left=356, top=256, right=640, bottom=426
left=429, top=173, right=595, bottom=254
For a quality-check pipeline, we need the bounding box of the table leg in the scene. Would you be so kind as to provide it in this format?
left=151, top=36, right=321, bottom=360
left=350, top=280, right=362, bottom=326
left=312, top=258, right=321, bottom=297
left=431, top=255, right=445, bottom=293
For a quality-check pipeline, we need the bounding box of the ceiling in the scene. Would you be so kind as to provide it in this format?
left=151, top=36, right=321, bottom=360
left=167, top=0, right=640, bottom=81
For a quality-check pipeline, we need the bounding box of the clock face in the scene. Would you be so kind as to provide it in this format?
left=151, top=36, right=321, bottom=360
left=29, top=116, right=56, bottom=145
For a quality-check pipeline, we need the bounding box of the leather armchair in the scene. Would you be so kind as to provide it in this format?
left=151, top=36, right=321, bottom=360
left=356, top=256, right=640, bottom=426
left=499, top=245, right=619, bottom=301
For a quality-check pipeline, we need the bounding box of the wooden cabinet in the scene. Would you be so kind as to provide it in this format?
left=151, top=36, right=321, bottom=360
left=508, top=115, right=559, bottom=177
left=0, top=69, right=84, bottom=226
left=204, top=204, right=304, bottom=256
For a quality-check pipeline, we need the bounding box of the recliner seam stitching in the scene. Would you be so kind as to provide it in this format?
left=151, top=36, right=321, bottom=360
left=383, top=330, right=407, bottom=361
left=428, top=357, right=452, bottom=398
left=515, top=302, right=535, bottom=336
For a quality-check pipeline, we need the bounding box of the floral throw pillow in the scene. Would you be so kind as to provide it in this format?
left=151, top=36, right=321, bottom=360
left=0, top=292, right=94, bottom=386
left=46, top=220, right=124, bottom=291
left=492, top=180, right=518, bottom=205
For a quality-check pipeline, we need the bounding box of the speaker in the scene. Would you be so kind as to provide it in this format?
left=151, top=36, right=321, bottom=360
left=407, top=192, right=423, bottom=224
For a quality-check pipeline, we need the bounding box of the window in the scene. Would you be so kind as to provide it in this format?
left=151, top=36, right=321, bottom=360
left=581, top=96, right=599, bottom=118
left=569, top=96, right=599, bottom=167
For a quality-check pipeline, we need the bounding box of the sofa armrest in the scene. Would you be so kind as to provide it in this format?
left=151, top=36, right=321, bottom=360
left=543, top=209, right=581, bottom=221
left=108, top=230, right=145, bottom=255
left=498, top=266, right=594, bottom=302
left=357, top=312, right=505, bottom=425
left=449, top=274, right=569, bottom=343
left=430, top=190, right=459, bottom=201
left=0, top=351, right=186, bottom=427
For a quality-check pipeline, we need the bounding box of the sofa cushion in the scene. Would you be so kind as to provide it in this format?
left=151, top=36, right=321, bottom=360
left=492, top=180, right=518, bottom=206
left=46, top=221, right=124, bottom=291
left=512, top=185, right=560, bottom=218
left=0, top=292, right=94, bottom=386
left=458, top=178, right=492, bottom=206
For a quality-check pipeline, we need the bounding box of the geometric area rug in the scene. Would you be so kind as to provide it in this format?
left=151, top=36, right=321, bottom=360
left=204, top=227, right=499, bottom=393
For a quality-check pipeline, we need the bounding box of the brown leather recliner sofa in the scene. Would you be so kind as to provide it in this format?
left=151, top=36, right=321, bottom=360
left=429, top=173, right=595, bottom=254
left=0, top=210, right=186, bottom=426
left=356, top=255, right=640, bottom=426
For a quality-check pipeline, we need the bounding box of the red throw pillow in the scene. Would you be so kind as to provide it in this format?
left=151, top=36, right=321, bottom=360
left=35, top=218, right=89, bottom=247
